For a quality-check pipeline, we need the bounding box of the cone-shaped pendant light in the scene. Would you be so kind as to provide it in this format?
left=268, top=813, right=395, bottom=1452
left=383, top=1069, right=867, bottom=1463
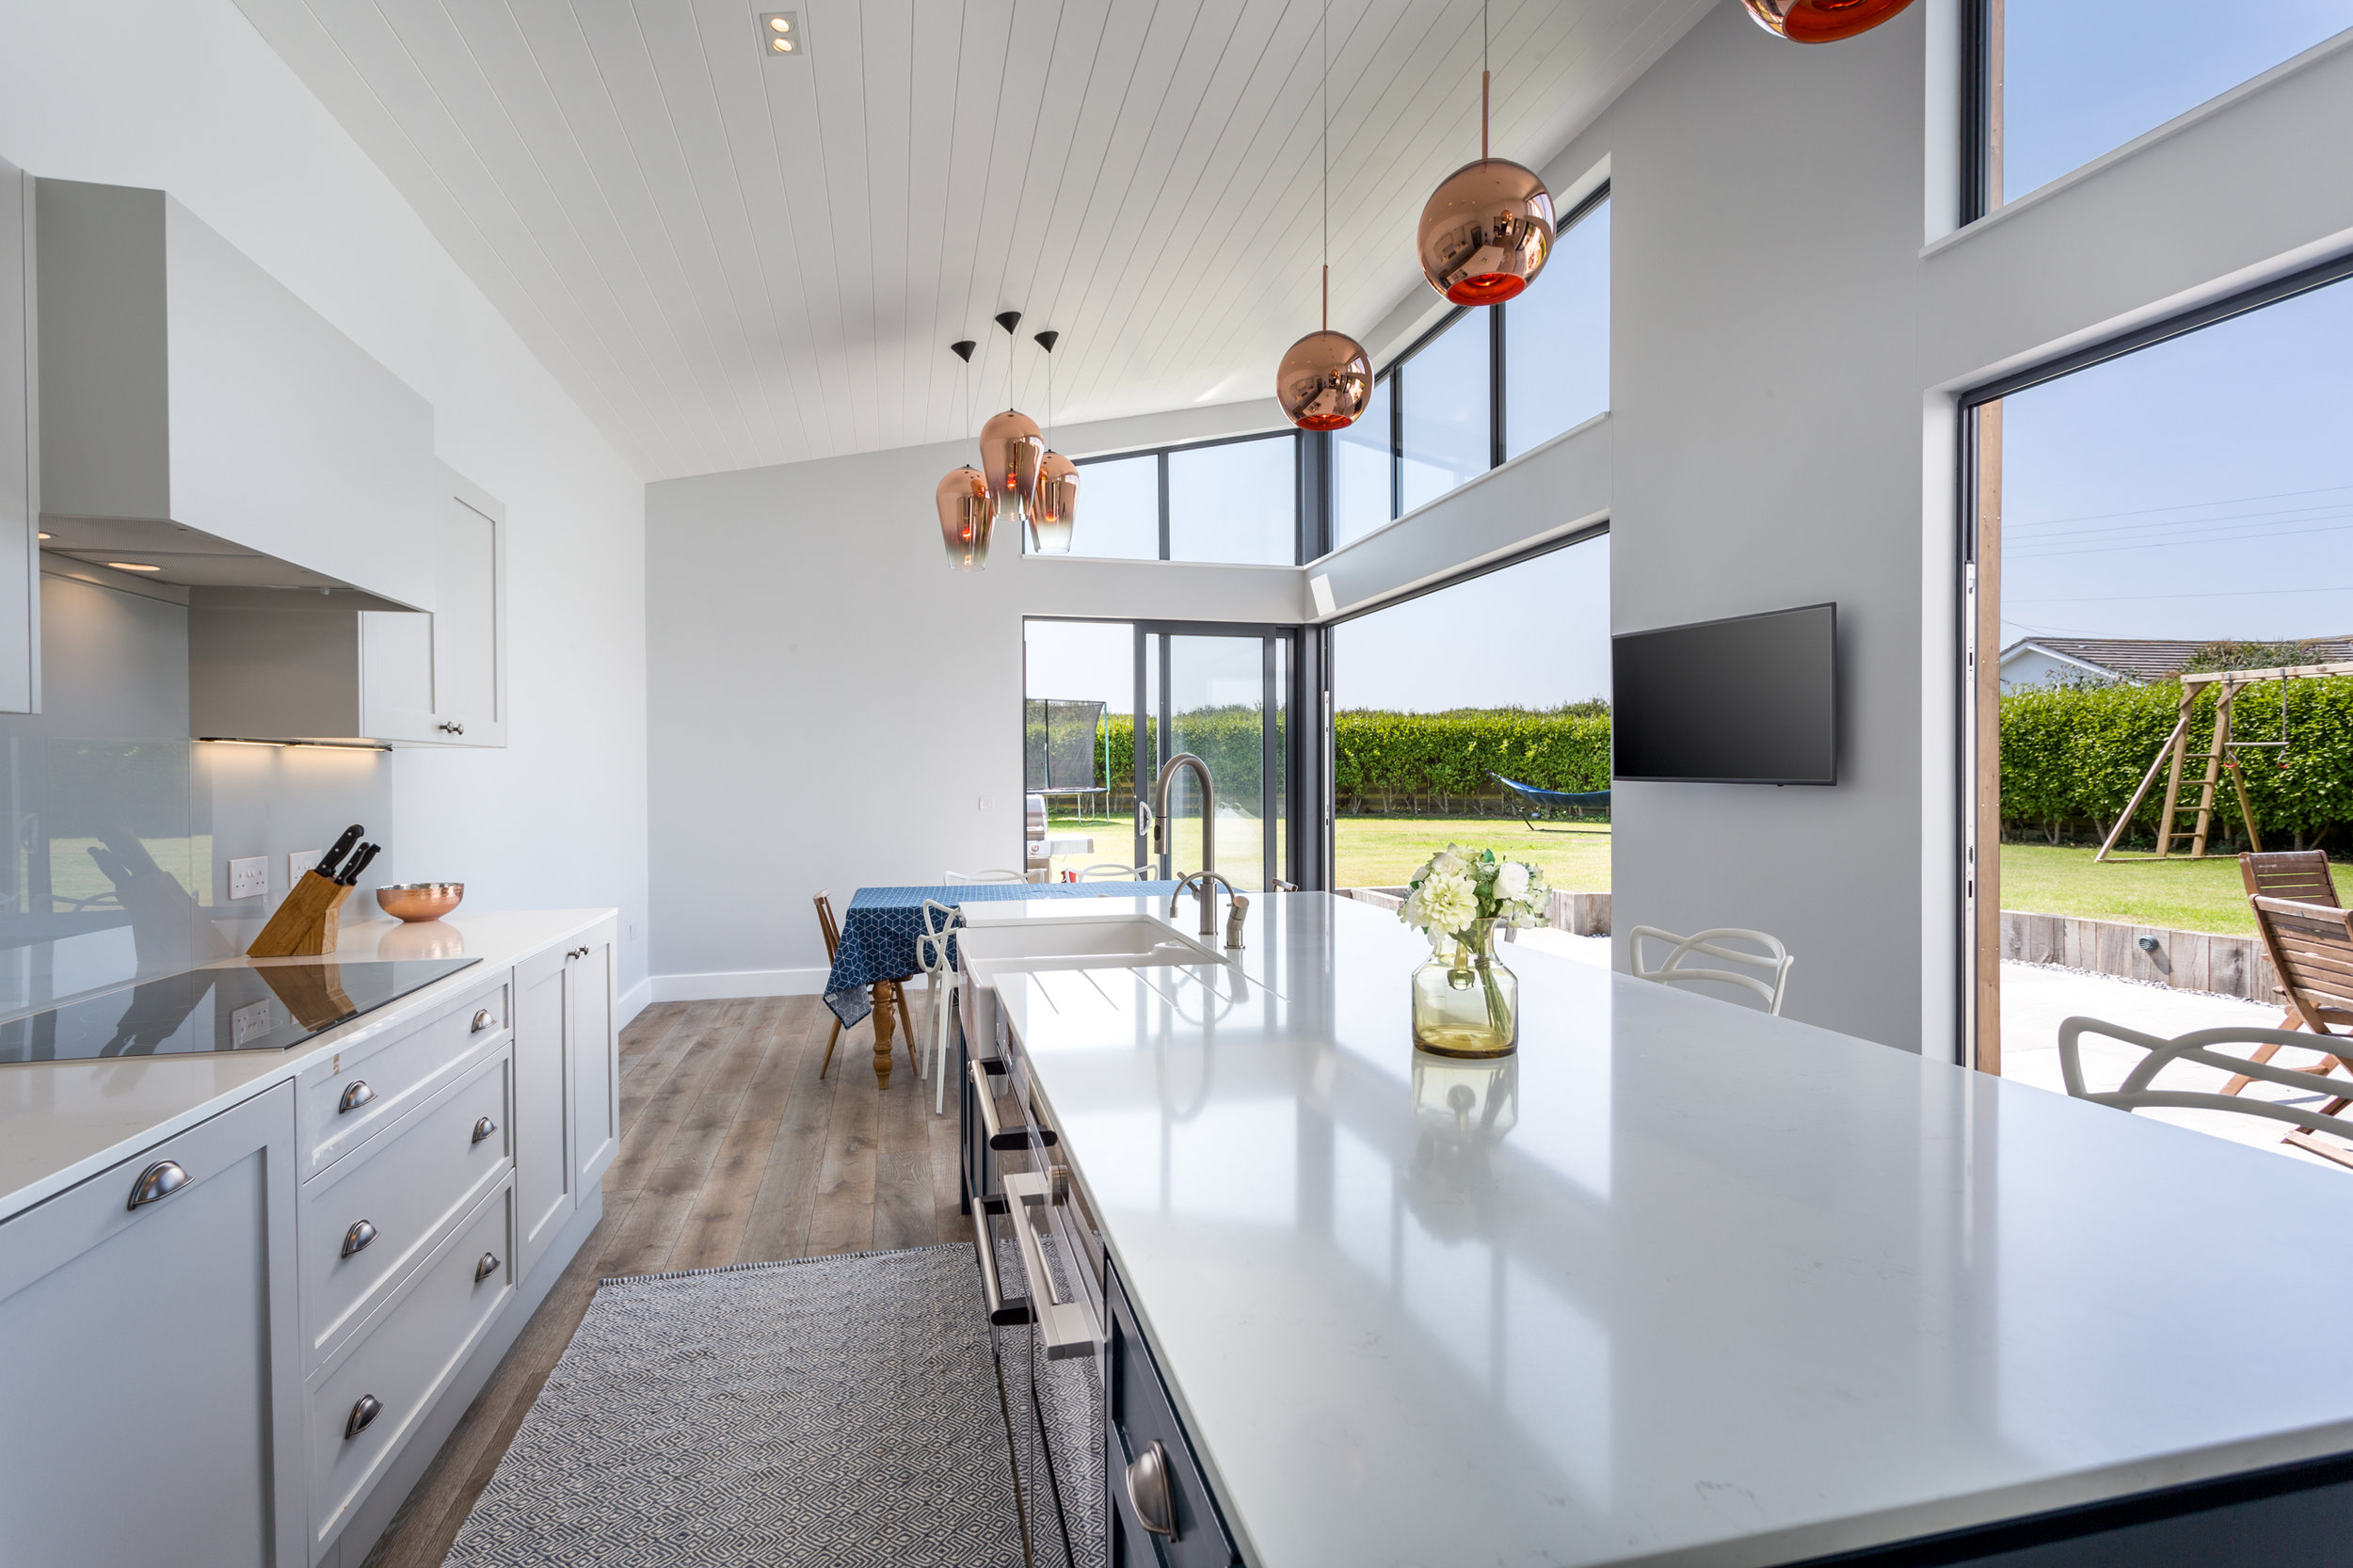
left=1279, top=1, right=1371, bottom=432
left=1739, top=0, right=1915, bottom=42
left=936, top=340, right=993, bottom=571
left=1030, top=330, right=1079, bottom=553
left=978, top=312, right=1043, bottom=536
left=1415, top=3, right=1553, bottom=306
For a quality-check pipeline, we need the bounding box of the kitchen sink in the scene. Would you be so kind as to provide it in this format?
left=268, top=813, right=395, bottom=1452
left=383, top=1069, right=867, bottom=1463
left=955, top=911, right=1230, bottom=1052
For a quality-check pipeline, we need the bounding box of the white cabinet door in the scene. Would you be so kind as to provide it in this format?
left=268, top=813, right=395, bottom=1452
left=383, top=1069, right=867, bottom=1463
left=511, top=944, right=573, bottom=1281
left=0, top=152, right=36, bottom=714
left=0, top=1082, right=302, bottom=1568
left=355, top=476, right=505, bottom=748
left=568, top=929, right=618, bottom=1191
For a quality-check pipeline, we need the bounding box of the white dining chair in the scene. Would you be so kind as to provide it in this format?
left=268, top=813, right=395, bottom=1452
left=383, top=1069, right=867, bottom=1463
left=2058, top=1016, right=2353, bottom=1169
left=944, top=868, right=1042, bottom=885
left=915, top=899, right=963, bottom=1114
left=1078, top=863, right=1153, bottom=880
left=1628, top=926, right=1795, bottom=1015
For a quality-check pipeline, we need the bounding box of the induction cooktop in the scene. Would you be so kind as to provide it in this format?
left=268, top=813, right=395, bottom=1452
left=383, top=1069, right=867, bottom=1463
left=0, top=957, right=483, bottom=1065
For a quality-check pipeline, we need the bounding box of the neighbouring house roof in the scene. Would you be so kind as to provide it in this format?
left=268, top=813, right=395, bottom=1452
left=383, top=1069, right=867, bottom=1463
left=1998, top=636, right=2353, bottom=683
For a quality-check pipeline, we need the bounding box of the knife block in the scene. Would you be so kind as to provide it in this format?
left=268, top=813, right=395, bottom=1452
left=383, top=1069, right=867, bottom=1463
left=246, top=874, right=358, bottom=959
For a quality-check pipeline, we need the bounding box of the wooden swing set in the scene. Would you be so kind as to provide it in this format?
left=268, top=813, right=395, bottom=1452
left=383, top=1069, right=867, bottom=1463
left=2094, top=660, right=2353, bottom=862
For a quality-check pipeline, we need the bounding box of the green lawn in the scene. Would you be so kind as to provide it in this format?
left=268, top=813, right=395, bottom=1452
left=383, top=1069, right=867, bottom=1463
left=1045, top=811, right=1612, bottom=893
left=1998, top=842, right=2341, bottom=936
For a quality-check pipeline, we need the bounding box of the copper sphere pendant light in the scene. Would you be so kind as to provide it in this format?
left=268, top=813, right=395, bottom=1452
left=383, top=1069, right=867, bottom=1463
left=977, top=311, right=1044, bottom=536
left=1278, top=0, right=1371, bottom=432
left=1030, top=329, right=1079, bottom=553
left=1739, top=0, right=1915, bottom=43
left=936, top=340, right=993, bottom=571
left=1415, top=2, right=1553, bottom=306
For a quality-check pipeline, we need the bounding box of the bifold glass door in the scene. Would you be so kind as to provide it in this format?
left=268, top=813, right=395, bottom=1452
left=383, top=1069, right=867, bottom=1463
left=1134, top=626, right=1290, bottom=891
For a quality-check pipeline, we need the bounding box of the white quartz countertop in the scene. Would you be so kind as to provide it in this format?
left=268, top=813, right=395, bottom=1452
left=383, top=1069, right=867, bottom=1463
left=992, top=892, right=2353, bottom=1567
left=0, top=909, right=615, bottom=1221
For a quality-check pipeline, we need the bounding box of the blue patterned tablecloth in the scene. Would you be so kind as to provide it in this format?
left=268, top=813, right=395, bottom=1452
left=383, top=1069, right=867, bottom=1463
left=824, top=882, right=1184, bottom=1028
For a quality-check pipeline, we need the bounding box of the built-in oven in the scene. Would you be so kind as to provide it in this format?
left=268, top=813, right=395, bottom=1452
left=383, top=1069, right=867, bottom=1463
left=960, top=971, right=1110, bottom=1568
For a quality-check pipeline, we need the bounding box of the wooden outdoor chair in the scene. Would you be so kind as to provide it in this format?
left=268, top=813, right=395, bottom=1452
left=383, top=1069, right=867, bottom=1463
left=813, top=890, right=918, bottom=1082
left=2239, top=896, right=2353, bottom=1116
left=2231, top=853, right=2353, bottom=1096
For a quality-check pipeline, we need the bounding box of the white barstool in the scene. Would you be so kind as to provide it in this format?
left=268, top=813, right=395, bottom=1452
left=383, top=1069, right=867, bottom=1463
left=1627, top=926, right=1794, bottom=1015
left=915, top=899, right=963, bottom=1114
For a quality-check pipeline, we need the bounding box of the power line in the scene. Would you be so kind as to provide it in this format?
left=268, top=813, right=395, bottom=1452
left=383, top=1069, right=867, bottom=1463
left=2006, top=482, right=2353, bottom=531
left=2008, top=584, right=2353, bottom=603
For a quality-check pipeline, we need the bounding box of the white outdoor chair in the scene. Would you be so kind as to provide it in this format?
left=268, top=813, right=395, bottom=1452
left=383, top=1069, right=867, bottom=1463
left=2058, top=1016, right=2353, bottom=1171
left=915, top=899, right=963, bottom=1114
left=1628, top=926, right=1795, bottom=1016
left=944, top=868, right=1041, bottom=885
left=1079, top=863, right=1152, bottom=880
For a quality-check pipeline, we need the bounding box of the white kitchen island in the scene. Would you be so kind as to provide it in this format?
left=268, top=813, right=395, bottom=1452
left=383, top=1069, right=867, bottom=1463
left=978, top=891, right=2353, bottom=1567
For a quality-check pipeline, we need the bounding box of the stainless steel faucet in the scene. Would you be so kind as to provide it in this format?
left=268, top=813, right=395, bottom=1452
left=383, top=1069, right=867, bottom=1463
left=1150, top=753, right=1215, bottom=884
left=1170, top=872, right=1248, bottom=948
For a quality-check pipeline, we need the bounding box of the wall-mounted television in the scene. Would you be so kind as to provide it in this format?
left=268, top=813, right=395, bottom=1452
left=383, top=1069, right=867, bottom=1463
left=1611, top=603, right=1837, bottom=785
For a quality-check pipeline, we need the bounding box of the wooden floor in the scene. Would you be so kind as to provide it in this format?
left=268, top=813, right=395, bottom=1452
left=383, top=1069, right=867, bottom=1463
left=362, top=992, right=965, bottom=1568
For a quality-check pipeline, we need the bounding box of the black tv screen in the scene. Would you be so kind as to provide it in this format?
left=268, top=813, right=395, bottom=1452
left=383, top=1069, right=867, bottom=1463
left=1612, top=603, right=1837, bottom=784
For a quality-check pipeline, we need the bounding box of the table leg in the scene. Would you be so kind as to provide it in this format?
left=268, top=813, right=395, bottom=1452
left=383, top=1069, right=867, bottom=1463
left=872, top=980, right=897, bottom=1091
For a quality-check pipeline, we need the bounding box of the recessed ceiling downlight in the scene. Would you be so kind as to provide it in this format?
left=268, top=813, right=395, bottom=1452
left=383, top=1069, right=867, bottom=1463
left=757, top=13, right=801, bottom=56
left=107, top=562, right=162, bottom=572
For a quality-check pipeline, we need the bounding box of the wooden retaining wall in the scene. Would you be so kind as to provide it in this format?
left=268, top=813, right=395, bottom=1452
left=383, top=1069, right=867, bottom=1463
left=2001, top=910, right=2280, bottom=1003
left=1344, top=887, right=1611, bottom=937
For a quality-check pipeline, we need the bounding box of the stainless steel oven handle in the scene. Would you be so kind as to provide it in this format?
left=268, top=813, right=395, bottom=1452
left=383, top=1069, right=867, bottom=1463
left=968, top=1058, right=1006, bottom=1143
left=1003, top=1171, right=1102, bottom=1360
left=968, top=1202, right=1032, bottom=1327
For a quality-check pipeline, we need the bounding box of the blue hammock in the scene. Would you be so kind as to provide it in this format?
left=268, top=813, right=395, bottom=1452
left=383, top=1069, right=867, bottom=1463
left=1491, top=772, right=1611, bottom=829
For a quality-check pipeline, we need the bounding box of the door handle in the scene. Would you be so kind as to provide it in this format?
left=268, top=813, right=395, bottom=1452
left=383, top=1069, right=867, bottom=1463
left=471, top=1008, right=494, bottom=1032
left=437, top=721, right=465, bottom=735
left=1125, top=1440, right=1179, bottom=1540
left=126, top=1160, right=188, bottom=1210
left=341, top=1220, right=376, bottom=1258
left=344, top=1395, right=383, bottom=1440
left=474, top=1252, right=502, bottom=1284
left=472, top=1115, right=499, bottom=1145
left=338, top=1080, right=375, bottom=1114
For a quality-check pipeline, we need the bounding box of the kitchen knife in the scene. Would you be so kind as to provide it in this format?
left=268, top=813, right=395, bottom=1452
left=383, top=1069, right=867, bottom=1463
left=315, top=824, right=365, bottom=879
left=338, top=842, right=381, bottom=886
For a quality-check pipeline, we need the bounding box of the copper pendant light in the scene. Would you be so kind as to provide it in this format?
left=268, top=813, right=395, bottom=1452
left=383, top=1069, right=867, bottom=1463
left=977, top=311, right=1043, bottom=535
left=1415, top=4, right=1553, bottom=306
left=936, top=339, right=993, bottom=571
left=1278, top=1, right=1371, bottom=432
left=1739, top=0, right=1915, bottom=43
left=1029, top=329, right=1079, bottom=553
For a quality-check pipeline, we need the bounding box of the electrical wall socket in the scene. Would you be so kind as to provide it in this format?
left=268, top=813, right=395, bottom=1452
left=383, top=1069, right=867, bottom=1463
left=228, top=856, right=268, bottom=901
left=288, top=849, right=322, bottom=884
left=978, top=794, right=992, bottom=812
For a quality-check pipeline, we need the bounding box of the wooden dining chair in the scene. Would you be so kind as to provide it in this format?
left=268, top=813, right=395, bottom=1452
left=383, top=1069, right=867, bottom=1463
left=2231, top=852, right=2353, bottom=1096
left=813, top=890, right=917, bottom=1082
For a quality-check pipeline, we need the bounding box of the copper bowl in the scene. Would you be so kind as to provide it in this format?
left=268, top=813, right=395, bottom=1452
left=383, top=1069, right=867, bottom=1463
left=376, top=883, right=464, bottom=922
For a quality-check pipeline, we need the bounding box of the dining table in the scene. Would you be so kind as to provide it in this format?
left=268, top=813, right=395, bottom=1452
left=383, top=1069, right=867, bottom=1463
left=822, top=879, right=1185, bottom=1087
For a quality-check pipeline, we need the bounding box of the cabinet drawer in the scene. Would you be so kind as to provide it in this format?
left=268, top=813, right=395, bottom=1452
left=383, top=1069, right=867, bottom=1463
left=309, top=1176, right=514, bottom=1558
left=1106, top=1264, right=1238, bottom=1567
left=301, top=1048, right=509, bottom=1370
left=298, top=973, right=508, bottom=1178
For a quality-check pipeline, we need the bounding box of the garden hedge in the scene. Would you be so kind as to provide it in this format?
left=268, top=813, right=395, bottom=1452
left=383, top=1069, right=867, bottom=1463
left=1998, top=676, right=2353, bottom=848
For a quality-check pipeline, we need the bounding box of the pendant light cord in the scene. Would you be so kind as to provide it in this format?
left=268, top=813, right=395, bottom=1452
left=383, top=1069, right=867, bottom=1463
left=1321, top=0, right=1329, bottom=332
left=1481, top=0, right=1490, bottom=161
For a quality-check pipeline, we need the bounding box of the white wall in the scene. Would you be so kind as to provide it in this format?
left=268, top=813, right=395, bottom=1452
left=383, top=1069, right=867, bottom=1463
left=0, top=0, right=652, bottom=1012
left=645, top=416, right=1297, bottom=998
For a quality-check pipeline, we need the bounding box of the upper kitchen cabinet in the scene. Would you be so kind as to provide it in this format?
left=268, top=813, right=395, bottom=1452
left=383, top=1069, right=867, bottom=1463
left=0, top=154, right=37, bottom=714
left=34, top=178, right=436, bottom=613
left=193, top=467, right=507, bottom=747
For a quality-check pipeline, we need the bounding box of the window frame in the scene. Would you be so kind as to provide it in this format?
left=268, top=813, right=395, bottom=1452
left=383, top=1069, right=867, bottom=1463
left=1326, top=182, right=1611, bottom=555
left=1061, top=429, right=1305, bottom=566
left=1953, top=248, right=2353, bottom=1073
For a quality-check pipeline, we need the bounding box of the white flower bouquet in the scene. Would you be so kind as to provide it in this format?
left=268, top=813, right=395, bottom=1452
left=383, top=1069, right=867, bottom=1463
left=1400, top=844, right=1550, bottom=946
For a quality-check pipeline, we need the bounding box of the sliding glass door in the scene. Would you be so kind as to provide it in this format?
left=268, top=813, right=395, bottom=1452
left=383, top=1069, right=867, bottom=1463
left=1134, top=624, right=1291, bottom=891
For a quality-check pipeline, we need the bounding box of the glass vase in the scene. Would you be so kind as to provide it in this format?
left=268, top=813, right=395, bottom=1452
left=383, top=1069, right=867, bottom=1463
left=1411, top=919, right=1518, bottom=1058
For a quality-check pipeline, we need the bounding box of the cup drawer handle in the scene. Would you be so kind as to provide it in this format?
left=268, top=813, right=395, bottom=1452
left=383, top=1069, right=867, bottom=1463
left=475, top=1252, right=502, bottom=1284
left=337, top=1080, right=376, bottom=1114
left=472, top=1115, right=499, bottom=1145
left=1125, top=1439, right=1178, bottom=1540
left=344, top=1395, right=383, bottom=1441
left=471, top=1008, right=494, bottom=1032
left=341, top=1220, right=376, bottom=1258
left=126, top=1160, right=187, bottom=1211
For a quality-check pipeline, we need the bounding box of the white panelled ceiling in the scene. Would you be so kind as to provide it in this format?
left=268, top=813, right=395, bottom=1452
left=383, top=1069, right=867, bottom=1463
left=235, top=0, right=1702, bottom=479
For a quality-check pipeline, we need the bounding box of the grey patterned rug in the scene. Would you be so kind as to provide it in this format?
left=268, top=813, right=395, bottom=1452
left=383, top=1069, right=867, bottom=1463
left=444, top=1244, right=1027, bottom=1568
